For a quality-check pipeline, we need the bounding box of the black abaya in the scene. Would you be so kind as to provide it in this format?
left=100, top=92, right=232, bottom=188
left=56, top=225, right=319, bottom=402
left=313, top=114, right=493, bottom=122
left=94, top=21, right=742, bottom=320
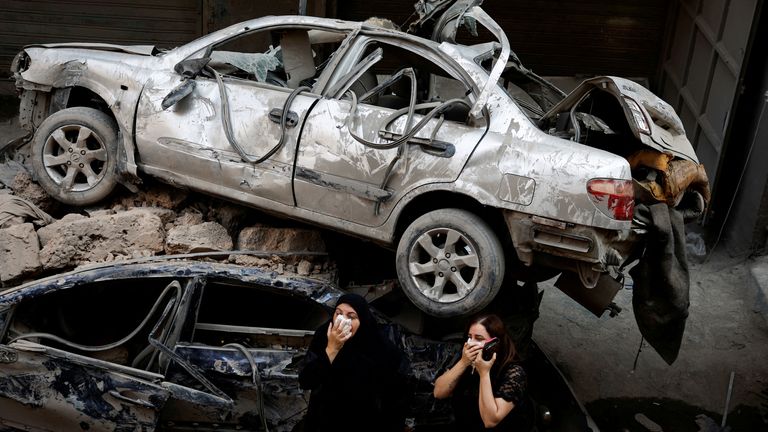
left=298, top=294, right=409, bottom=432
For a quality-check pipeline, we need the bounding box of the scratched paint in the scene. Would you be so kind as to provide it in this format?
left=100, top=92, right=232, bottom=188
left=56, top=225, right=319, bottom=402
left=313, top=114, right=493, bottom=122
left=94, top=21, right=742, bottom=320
left=11, top=4, right=709, bottom=326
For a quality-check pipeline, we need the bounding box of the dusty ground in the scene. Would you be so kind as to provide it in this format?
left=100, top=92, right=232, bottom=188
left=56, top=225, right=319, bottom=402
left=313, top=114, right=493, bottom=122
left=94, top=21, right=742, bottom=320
left=534, top=249, right=768, bottom=430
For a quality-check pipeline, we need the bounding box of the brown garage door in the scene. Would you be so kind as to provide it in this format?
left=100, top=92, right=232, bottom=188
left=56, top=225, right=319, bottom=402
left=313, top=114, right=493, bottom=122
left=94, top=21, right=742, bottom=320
left=658, top=0, right=760, bottom=203
left=0, top=0, right=203, bottom=77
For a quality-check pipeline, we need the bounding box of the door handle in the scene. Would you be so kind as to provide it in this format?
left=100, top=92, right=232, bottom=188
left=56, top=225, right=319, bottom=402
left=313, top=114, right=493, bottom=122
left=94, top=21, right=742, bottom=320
left=378, top=131, right=455, bottom=158
left=108, top=390, right=159, bottom=409
left=269, top=108, right=299, bottom=128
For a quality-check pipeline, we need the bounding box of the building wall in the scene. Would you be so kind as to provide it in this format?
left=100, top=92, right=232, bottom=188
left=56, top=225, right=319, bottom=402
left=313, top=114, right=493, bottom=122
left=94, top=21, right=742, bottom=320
left=336, top=0, right=671, bottom=79
left=721, top=2, right=768, bottom=255
left=0, top=0, right=204, bottom=77
left=0, top=0, right=329, bottom=81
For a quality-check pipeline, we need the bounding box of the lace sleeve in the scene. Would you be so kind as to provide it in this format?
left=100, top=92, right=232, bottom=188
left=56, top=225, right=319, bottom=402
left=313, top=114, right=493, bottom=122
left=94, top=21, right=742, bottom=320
left=494, top=364, right=527, bottom=404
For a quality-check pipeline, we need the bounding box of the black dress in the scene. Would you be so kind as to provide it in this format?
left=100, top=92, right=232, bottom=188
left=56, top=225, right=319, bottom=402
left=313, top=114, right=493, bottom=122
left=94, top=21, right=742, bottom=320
left=450, top=363, right=536, bottom=431
left=298, top=294, right=409, bottom=432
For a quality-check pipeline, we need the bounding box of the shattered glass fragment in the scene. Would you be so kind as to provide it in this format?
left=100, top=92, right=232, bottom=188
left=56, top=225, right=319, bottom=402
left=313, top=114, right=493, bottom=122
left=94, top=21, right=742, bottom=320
left=210, top=48, right=281, bottom=82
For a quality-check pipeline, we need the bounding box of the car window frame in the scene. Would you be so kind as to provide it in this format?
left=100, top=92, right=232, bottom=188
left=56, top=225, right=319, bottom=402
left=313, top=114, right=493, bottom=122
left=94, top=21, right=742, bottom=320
left=322, top=34, right=479, bottom=108
left=188, top=278, right=331, bottom=342
left=179, top=24, right=356, bottom=96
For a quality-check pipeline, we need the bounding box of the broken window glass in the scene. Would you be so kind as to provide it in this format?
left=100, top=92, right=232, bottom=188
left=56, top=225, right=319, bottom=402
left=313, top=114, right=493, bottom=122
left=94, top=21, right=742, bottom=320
left=207, top=28, right=347, bottom=89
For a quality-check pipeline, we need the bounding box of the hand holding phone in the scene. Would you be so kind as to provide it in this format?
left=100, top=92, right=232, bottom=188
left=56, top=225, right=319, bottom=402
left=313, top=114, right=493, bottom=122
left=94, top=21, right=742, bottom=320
left=481, top=337, right=499, bottom=361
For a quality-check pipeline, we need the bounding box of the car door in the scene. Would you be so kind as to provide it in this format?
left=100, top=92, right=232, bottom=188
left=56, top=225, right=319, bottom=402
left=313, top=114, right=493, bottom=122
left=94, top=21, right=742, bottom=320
left=0, top=340, right=170, bottom=432
left=136, top=27, right=342, bottom=207
left=0, top=279, right=185, bottom=431
left=163, top=278, right=331, bottom=431
left=0, top=275, right=237, bottom=432
left=293, top=36, right=486, bottom=226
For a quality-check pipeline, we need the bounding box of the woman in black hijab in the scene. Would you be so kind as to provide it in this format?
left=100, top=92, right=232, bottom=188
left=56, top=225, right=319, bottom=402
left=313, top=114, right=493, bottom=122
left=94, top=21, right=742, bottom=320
left=299, top=293, right=409, bottom=432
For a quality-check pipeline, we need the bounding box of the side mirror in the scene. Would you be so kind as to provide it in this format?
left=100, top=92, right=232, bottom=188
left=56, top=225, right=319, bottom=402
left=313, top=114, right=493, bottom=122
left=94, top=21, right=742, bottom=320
left=162, top=57, right=211, bottom=110
left=161, top=80, right=196, bottom=110
left=173, top=57, right=211, bottom=78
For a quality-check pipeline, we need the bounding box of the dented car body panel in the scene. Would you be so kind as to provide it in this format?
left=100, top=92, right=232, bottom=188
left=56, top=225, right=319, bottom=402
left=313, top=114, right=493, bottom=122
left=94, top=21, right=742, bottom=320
left=12, top=3, right=709, bottom=327
left=0, top=259, right=598, bottom=430
left=541, top=76, right=698, bottom=162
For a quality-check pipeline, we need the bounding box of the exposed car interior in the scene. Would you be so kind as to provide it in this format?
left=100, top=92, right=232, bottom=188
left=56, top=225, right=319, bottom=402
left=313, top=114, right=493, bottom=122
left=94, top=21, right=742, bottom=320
left=192, top=280, right=329, bottom=349
left=2, top=277, right=329, bottom=372
left=539, top=88, right=641, bottom=157
left=4, top=278, right=175, bottom=368
left=205, top=28, right=347, bottom=90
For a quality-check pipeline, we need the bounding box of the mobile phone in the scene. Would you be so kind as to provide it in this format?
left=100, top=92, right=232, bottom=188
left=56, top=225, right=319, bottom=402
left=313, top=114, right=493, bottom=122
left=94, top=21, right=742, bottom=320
left=482, top=337, right=499, bottom=361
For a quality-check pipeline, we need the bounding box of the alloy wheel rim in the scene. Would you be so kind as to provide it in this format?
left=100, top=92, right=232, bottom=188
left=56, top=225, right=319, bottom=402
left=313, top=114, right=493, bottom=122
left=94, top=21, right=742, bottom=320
left=42, top=124, right=108, bottom=192
left=407, top=227, right=480, bottom=303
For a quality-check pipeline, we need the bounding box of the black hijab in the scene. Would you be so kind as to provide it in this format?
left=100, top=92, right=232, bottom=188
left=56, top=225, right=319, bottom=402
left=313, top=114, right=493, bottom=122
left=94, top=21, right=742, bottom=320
left=300, top=293, right=408, bottom=432
left=313, top=293, right=395, bottom=367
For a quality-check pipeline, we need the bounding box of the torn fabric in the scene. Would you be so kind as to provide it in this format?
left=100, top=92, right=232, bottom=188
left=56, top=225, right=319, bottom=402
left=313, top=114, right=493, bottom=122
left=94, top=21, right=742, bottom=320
left=629, top=203, right=689, bottom=364
left=0, top=194, right=54, bottom=228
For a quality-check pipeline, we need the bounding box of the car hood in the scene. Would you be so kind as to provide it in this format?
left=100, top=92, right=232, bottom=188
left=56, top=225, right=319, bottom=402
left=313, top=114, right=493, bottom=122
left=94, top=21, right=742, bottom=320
left=23, top=42, right=158, bottom=56
left=543, top=76, right=698, bottom=162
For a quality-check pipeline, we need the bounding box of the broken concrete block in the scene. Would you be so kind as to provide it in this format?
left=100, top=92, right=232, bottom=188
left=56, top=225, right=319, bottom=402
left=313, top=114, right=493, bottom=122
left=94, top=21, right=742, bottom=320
left=0, top=223, right=41, bottom=283
left=174, top=208, right=204, bottom=227
left=138, top=207, right=177, bottom=226
left=165, top=221, right=233, bottom=254
left=37, top=209, right=165, bottom=270
left=297, top=259, right=313, bottom=276
left=236, top=226, right=326, bottom=252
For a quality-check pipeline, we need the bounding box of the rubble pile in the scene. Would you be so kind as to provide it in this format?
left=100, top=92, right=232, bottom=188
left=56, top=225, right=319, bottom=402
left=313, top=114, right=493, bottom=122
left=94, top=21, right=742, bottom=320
left=0, top=164, right=334, bottom=287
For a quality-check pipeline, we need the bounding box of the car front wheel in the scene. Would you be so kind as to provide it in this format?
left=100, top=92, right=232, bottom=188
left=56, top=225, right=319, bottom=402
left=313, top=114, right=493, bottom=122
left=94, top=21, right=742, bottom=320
left=396, top=209, right=505, bottom=317
left=31, top=107, right=119, bottom=206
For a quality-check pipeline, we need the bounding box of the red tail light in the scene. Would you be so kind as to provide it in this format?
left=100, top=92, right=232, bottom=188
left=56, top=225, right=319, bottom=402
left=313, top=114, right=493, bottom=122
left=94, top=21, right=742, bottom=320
left=587, top=179, right=634, bottom=221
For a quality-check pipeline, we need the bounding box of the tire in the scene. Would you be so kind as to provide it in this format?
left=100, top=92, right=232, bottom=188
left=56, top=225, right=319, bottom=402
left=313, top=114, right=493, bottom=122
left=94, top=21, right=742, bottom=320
left=31, top=107, right=119, bottom=206
left=396, top=208, right=505, bottom=317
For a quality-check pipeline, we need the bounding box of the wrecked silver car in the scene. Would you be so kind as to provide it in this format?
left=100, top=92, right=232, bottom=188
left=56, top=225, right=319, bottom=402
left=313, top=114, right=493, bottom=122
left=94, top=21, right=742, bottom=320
left=10, top=1, right=709, bottom=340
left=0, top=258, right=598, bottom=431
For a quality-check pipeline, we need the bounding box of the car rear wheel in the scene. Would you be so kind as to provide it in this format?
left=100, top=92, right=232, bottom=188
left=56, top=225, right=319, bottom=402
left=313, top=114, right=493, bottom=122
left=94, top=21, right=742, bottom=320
left=396, top=208, right=505, bottom=317
left=31, top=107, right=119, bottom=206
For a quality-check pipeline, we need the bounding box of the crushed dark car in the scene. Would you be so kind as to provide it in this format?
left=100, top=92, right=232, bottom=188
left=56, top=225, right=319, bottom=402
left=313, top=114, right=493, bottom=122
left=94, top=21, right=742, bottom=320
left=0, top=257, right=598, bottom=431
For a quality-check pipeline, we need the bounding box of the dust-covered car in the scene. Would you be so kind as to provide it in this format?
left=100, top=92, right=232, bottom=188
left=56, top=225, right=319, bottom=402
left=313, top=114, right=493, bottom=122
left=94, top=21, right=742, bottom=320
left=0, top=257, right=598, bottom=431
left=10, top=0, right=708, bottom=341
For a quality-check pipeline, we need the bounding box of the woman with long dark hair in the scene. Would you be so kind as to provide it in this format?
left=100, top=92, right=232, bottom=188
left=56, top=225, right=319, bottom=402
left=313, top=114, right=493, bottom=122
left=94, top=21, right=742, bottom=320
left=433, top=314, right=535, bottom=431
left=298, top=293, right=409, bottom=432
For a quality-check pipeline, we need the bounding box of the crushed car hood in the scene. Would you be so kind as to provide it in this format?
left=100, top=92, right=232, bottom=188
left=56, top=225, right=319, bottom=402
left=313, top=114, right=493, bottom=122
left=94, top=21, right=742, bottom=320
left=23, top=42, right=158, bottom=56
left=544, top=76, right=699, bottom=162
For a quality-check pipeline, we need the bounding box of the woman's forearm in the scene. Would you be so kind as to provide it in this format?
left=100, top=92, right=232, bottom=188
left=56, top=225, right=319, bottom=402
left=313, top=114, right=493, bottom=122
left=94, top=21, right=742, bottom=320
left=433, top=359, right=469, bottom=399
left=478, top=373, right=514, bottom=428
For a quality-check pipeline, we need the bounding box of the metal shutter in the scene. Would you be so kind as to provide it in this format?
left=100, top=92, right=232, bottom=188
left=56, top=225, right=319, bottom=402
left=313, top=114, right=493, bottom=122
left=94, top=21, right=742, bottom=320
left=1, top=0, right=203, bottom=77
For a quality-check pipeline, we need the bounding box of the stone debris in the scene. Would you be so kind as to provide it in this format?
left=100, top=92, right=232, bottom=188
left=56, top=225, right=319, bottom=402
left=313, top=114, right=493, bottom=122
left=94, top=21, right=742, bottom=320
left=113, top=182, right=188, bottom=210
left=0, top=180, right=334, bottom=287
left=0, top=223, right=41, bottom=283
left=165, top=221, right=233, bottom=254
left=237, top=225, right=326, bottom=253
left=37, top=209, right=165, bottom=270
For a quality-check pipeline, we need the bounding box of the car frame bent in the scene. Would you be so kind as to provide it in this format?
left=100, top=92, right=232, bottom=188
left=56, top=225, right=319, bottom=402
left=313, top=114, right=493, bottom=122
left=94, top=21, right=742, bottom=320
left=11, top=1, right=709, bottom=320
